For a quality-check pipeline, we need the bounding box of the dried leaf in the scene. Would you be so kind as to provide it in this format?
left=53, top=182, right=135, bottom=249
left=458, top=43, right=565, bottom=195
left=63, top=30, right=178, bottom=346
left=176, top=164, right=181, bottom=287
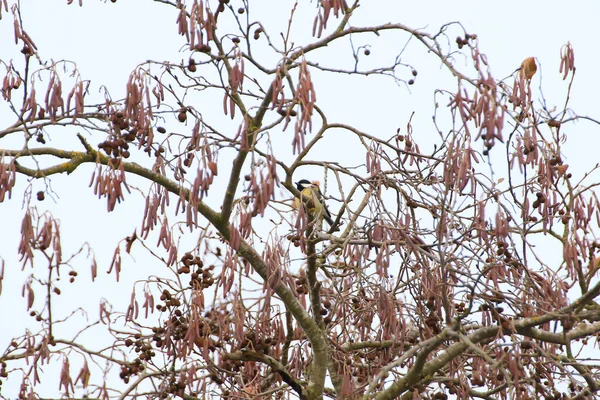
left=557, top=164, right=569, bottom=176
left=520, top=57, right=537, bottom=80
left=208, top=161, right=218, bottom=176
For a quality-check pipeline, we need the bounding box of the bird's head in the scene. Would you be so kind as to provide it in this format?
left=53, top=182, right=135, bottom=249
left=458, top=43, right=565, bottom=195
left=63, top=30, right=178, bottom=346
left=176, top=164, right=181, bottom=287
left=295, top=179, right=313, bottom=191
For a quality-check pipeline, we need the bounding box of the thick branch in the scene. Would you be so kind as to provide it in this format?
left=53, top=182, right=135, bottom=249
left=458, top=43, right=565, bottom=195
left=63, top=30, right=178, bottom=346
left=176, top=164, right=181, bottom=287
left=371, top=291, right=600, bottom=400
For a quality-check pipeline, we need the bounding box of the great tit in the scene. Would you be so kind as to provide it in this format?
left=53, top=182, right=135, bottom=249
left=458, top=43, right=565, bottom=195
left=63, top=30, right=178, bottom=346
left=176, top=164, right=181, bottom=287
left=295, top=179, right=335, bottom=227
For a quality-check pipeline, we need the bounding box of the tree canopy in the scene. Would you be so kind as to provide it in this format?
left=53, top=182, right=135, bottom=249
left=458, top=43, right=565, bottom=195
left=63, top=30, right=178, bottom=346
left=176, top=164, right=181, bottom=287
left=1, top=1, right=600, bottom=400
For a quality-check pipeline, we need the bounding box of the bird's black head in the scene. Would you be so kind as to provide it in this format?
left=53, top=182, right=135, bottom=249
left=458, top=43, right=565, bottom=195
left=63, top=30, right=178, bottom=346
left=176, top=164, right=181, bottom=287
left=295, top=179, right=312, bottom=191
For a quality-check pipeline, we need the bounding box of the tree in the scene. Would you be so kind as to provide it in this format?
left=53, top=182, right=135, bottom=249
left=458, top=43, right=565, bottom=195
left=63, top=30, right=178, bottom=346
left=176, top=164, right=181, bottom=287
left=1, top=1, right=600, bottom=399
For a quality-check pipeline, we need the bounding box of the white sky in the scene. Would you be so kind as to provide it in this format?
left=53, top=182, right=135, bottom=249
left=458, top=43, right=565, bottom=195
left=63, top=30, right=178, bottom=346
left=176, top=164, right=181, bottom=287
left=1, top=0, right=600, bottom=398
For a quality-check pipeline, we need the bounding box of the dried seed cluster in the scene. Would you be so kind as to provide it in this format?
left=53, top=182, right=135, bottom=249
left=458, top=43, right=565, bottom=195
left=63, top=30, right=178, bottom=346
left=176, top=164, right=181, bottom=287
left=455, top=33, right=477, bottom=49
left=98, top=111, right=136, bottom=161
left=286, top=234, right=302, bottom=248
left=177, top=252, right=216, bottom=289
left=120, top=336, right=149, bottom=383
left=294, top=275, right=308, bottom=294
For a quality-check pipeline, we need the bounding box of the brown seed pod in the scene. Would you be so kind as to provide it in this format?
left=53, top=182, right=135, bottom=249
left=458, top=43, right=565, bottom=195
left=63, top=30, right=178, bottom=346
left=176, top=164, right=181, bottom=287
left=178, top=110, right=187, bottom=122
left=197, top=44, right=211, bottom=53
left=548, top=119, right=561, bottom=128
left=455, top=36, right=464, bottom=49
left=178, top=266, right=191, bottom=274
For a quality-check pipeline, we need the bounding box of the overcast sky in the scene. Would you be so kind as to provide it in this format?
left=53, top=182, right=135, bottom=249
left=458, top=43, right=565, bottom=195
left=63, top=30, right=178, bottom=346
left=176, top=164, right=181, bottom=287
left=1, top=0, right=600, bottom=397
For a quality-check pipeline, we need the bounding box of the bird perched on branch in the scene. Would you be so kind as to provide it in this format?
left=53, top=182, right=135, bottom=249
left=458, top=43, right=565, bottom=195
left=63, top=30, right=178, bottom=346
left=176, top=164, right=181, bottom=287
left=295, top=179, right=335, bottom=227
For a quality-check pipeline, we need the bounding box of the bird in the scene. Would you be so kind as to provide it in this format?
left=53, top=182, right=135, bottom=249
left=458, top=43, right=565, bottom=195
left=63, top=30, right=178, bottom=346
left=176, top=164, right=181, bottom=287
left=295, top=179, right=335, bottom=227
